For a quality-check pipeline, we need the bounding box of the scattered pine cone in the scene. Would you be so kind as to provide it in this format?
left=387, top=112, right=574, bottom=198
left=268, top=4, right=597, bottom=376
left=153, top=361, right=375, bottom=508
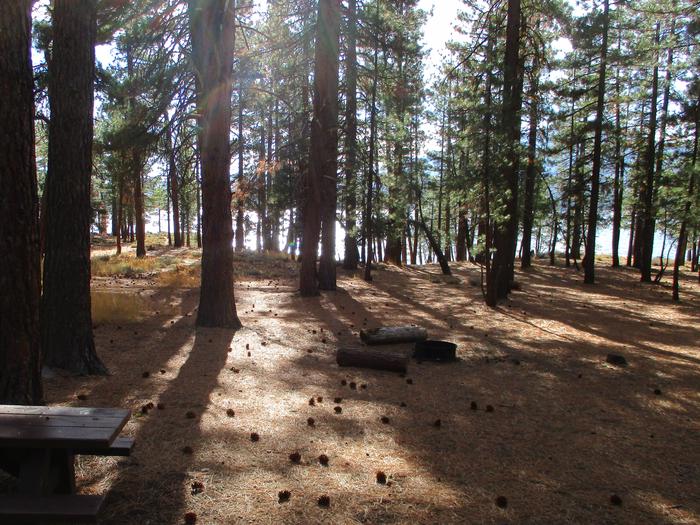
left=349, top=382, right=357, bottom=390
left=307, top=417, right=315, bottom=427
left=289, top=451, right=301, bottom=463
left=190, top=481, right=204, bottom=495
left=184, top=511, right=197, bottom=524
left=317, top=495, right=330, bottom=507
left=318, top=454, right=329, bottom=466
left=182, top=446, right=193, bottom=455
left=341, top=379, right=347, bottom=386
left=470, top=401, right=478, bottom=411
left=316, top=396, right=323, bottom=403
left=185, top=411, right=196, bottom=419
left=77, top=394, right=87, bottom=401
left=142, top=371, right=150, bottom=378
left=334, top=406, right=342, bottom=414
left=610, top=494, right=622, bottom=506
left=376, top=471, right=387, bottom=484
left=406, top=378, right=413, bottom=385
left=278, top=490, right=291, bottom=503
left=226, top=409, right=235, bottom=417
left=334, top=397, right=342, bottom=404
left=495, top=496, right=508, bottom=508
left=157, top=403, right=165, bottom=410
left=380, top=416, right=390, bottom=424
left=309, top=397, right=315, bottom=406
left=250, top=432, right=260, bottom=442
left=433, top=419, right=442, bottom=427
left=486, top=405, right=494, bottom=412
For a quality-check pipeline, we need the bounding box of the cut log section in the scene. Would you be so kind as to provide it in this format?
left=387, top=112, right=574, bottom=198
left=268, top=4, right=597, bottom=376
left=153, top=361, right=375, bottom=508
left=413, top=340, right=457, bottom=362
left=336, top=347, right=408, bottom=373
left=359, top=326, right=428, bottom=345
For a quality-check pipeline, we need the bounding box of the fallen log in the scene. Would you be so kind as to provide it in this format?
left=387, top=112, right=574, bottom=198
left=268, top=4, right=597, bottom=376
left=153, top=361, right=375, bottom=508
left=336, top=347, right=408, bottom=373
left=360, top=326, right=428, bottom=345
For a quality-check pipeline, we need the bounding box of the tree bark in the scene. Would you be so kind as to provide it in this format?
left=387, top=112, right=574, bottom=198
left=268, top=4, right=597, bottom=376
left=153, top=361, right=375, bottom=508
left=521, top=47, right=540, bottom=270
left=584, top=0, right=609, bottom=284
left=317, top=0, right=341, bottom=290
left=0, top=0, right=43, bottom=403
left=359, top=326, right=427, bottom=345
left=336, top=347, right=408, bottom=374
left=489, top=0, right=521, bottom=304
left=42, top=0, right=106, bottom=375
left=363, top=38, right=379, bottom=282
left=342, top=0, right=359, bottom=270
left=672, top=91, right=698, bottom=300
left=639, top=23, right=661, bottom=283
left=165, top=118, right=182, bottom=247
left=301, top=0, right=340, bottom=295
left=188, top=0, right=241, bottom=328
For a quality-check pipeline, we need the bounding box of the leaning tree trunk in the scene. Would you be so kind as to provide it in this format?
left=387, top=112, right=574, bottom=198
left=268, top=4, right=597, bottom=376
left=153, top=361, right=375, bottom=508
left=42, top=0, right=106, bottom=375
left=317, top=0, right=341, bottom=290
left=0, top=0, right=43, bottom=403
left=188, top=0, right=241, bottom=328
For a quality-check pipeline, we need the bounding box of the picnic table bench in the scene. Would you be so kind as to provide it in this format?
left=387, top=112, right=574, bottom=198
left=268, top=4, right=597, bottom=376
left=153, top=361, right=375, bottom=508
left=0, top=404, right=133, bottom=523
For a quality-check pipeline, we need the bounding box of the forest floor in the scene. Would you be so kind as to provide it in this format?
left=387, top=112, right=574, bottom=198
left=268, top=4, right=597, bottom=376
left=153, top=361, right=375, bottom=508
left=38, top=239, right=700, bottom=524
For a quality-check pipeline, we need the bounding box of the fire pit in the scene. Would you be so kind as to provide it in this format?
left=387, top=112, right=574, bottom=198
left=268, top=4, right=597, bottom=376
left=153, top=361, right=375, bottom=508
left=413, top=340, right=457, bottom=362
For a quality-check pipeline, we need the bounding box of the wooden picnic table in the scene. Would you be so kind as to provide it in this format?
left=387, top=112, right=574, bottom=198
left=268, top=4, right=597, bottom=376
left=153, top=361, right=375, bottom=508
left=0, top=404, right=133, bottom=523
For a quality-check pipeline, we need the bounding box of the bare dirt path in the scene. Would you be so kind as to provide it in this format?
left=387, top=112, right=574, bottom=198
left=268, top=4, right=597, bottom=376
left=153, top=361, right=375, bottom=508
left=43, top=254, right=700, bottom=524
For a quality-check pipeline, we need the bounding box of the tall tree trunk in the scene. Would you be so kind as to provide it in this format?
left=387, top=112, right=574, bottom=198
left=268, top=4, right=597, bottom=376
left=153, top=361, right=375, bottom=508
left=235, top=79, right=245, bottom=252
left=165, top=118, right=181, bottom=247
left=133, top=153, right=146, bottom=257
left=343, top=0, right=359, bottom=270
left=363, top=29, right=380, bottom=283
left=116, top=178, right=123, bottom=255
left=488, top=0, right=522, bottom=305
left=672, top=91, right=698, bottom=300
left=0, top=0, right=43, bottom=403
left=301, top=0, right=340, bottom=294
left=584, top=0, right=609, bottom=284
left=42, top=0, right=106, bottom=374
left=317, top=0, right=341, bottom=290
left=188, top=0, right=241, bottom=328
left=640, top=23, right=661, bottom=283
left=521, top=46, right=540, bottom=270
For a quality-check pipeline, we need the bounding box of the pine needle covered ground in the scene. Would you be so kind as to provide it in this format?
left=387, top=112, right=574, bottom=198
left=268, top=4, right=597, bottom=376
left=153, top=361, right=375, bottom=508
left=42, top=245, right=700, bottom=524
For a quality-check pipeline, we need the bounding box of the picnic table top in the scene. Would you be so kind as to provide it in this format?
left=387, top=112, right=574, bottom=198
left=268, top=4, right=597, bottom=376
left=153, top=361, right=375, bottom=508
left=0, top=405, right=130, bottom=449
